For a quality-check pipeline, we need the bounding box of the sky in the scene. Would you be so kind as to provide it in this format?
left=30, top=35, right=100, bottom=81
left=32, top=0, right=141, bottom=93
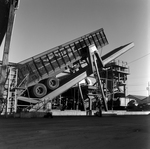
left=0, top=0, right=150, bottom=96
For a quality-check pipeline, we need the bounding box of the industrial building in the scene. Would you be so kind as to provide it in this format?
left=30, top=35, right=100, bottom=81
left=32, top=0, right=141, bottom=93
left=0, top=0, right=135, bottom=117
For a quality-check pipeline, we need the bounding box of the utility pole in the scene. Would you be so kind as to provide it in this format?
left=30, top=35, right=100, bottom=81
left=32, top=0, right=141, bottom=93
left=146, top=81, right=150, bottom=96
left=0, top=0, right=19, bottom=115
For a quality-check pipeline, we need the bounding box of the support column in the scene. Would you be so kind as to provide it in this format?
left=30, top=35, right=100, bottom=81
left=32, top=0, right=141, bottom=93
left=0, top=0, right=19, bottom=115
left=78, top=83, right=86, bottom=111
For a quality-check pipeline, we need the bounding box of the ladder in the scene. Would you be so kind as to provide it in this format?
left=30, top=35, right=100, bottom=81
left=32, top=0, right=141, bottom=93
left=2, top=66, right=18, bottom=115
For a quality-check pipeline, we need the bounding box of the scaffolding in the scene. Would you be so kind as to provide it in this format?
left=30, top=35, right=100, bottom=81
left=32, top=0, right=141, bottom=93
left=100, top=59, right=129, bottom=110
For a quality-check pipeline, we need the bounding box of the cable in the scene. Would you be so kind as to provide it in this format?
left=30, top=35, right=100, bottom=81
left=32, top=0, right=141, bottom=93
left=128, top=75, right=150, bottom=79
left=128, top=84, right=146, bottom=86
left=128, top=90, right=147, bottom=93
left=128, top=52, right=150, bottom=64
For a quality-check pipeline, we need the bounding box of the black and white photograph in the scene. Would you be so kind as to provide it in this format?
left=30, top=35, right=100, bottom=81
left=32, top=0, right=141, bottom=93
left=0, top=0, right=150, bottom=149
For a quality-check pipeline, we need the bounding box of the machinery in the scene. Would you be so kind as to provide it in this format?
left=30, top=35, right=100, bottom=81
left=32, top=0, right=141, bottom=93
left=0, top=1, right=134, bottom=115
left=11, top=28, right=109, bottom=113
left=1, top=32, right=134, bottom=114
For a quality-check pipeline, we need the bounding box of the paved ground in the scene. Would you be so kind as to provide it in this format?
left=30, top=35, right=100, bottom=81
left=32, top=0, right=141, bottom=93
left=0, top=115, right=150, bottom=149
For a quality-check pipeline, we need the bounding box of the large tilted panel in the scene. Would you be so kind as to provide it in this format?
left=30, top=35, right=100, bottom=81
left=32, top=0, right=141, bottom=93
left=17, top=28, right=108, bottom=87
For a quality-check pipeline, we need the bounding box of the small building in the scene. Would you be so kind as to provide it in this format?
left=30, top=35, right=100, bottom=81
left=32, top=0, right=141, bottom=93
left=126, top=95, right=150, bottom=111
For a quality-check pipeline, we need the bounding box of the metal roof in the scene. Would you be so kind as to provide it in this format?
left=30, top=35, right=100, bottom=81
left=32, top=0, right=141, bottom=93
left=127, top=94, right=150, bottom=104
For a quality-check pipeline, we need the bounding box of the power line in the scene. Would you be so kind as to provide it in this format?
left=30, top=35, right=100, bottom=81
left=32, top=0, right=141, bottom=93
left=128, top=90, right=147, bottom=92
left=128, top=75, right=150, bottom=79
left=128, top=52, right=150, bottom=64
left=128, top=84, right=146, bottom=86
left=128, top=77, right=150, bottom=80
